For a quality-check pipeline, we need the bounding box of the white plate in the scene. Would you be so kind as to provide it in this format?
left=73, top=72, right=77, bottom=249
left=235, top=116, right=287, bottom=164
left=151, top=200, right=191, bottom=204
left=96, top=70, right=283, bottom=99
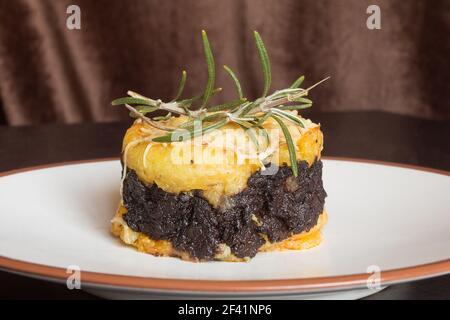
left=0, top=158, right=449, bottom=299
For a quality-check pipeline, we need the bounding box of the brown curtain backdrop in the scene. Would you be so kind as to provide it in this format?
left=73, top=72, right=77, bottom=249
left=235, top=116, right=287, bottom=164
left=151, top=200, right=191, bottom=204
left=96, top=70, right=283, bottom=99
left=0, top=0, right=448, bottom=126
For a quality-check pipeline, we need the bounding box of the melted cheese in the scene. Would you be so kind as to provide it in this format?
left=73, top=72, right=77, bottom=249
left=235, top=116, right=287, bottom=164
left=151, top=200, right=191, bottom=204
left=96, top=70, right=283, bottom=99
left=122, top=113, right=323, bottom=206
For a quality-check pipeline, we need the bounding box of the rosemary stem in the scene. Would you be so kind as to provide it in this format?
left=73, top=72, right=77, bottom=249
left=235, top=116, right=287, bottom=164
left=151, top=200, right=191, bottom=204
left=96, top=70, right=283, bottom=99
left=159, top=101, right=191, bottom=116
left=124, top=104, right=175, bottom=131
left=127, top=90, right=189, bottom=116
left=248, top=76, right=330, bottom=114
left=305, top=76, right=331, bottom=92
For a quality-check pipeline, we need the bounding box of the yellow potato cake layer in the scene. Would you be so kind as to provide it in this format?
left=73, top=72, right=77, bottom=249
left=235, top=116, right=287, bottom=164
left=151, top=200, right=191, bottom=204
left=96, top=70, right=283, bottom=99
left=122, top=114, right=323, bottom=207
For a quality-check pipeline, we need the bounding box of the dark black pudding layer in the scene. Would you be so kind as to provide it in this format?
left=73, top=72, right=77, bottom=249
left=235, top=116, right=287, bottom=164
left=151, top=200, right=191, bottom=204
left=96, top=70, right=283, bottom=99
left=122, top=160, right=326, bottom=261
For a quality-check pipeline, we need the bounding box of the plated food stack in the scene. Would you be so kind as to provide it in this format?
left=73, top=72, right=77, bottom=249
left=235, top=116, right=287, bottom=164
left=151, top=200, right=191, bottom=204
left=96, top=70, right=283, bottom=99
left=111, top=31, right=328, bottom=262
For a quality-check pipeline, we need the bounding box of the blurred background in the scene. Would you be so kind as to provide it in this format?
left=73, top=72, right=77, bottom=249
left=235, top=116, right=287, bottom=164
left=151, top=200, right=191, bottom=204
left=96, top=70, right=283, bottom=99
left=0, top=0, right=448, bottom=126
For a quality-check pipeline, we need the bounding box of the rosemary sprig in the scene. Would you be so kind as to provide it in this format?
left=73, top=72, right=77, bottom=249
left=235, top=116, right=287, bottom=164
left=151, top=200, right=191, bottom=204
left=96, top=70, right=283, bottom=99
left=223, top=65, right=244, bottom=99
left=246, top=76, right=330, bottom=115
left=152, top=118, right=229, bottom=142
left=271, top=108, right=306, bottom=128
left=271, top=115, right=298, bottom=177
left=293, top=97, right=312, bottom=104
left=153, top=112, right=172, bottom=121
left=124, top=92, right=188, bottom=116
left=127, top=106, right=158, bottom=118
left=208, top=98, right=247, bottom=112
left=124, top=104, right=175, bottom=131
left=112, top=30, right=330, bottom=175
left=171, top=70, right=187, bottom=102
left=179, top=87, right=222, bottom=108
left=254, top=31, right=271, bottom=97
left=234, top=121, right=263, bottom=152
left=179, top=112, right=227, bottom=129
left=201, top=30, right=215, bottom=108
left=279, top=104, right=312, bottom=111
left=112, top=97, right=154, bottom=108
left=290, top=75, right=305, bottom=89
left=256, top=110, right=272, bottom=126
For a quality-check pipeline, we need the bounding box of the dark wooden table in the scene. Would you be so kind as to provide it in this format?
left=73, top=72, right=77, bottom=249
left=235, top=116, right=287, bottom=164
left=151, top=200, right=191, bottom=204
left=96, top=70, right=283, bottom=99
left=0, top=111, right=449, bottom=300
